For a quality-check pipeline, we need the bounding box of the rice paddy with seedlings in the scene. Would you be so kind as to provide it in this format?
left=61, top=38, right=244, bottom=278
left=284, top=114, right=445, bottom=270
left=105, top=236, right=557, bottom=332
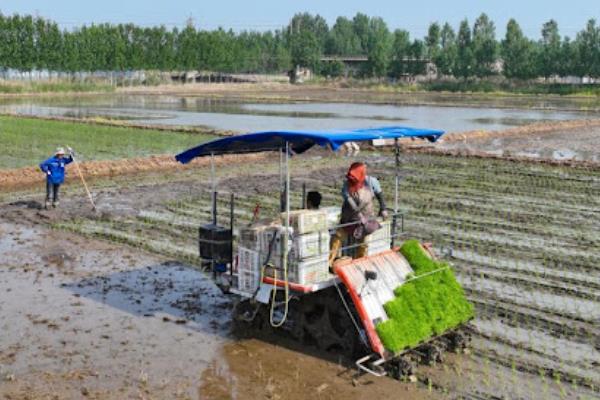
left=0, top=115, right=215, bottom=169
left=20, top=148, right=594, bottom=399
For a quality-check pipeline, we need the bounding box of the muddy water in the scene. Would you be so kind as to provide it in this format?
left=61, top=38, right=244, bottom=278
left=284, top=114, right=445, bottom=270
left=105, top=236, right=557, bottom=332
left=0, top=219, right=230, bottom=398
left=0, top=94, right=597, bottom=133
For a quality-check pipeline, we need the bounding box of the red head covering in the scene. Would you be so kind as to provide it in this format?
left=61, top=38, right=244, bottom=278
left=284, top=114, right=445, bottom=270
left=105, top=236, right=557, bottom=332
left=346, top=162, right=366, bottom=194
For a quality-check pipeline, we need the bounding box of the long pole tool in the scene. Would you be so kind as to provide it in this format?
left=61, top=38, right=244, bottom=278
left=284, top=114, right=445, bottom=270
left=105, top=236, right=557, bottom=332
left=67, top=146, right=96, bottom=211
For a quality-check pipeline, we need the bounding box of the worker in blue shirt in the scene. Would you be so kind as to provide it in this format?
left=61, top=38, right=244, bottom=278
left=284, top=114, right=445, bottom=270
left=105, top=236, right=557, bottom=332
left=39, top=147, right=74, bottom=209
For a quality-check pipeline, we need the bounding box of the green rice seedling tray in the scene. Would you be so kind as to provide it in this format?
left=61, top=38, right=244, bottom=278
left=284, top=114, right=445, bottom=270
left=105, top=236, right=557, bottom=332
left=375, top=240, right=474, bottom=354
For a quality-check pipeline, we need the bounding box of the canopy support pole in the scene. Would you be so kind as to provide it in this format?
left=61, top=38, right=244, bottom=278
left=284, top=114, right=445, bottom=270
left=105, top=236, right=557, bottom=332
left=229, top=192, right=235, bottom=281
left=392, top=138, right=400, bottom=248
left=271, top=142, right=290, bottom=327
left=210, top=152, right=217, bottom=225
left=210, top=152, right=217, bottom=279
left=301, top=182, right=306, bottom=209
left=279, top=149, right=285, bottom=212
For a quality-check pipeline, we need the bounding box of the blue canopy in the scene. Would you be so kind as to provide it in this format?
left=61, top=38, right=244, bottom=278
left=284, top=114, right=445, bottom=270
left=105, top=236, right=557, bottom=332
left=175, top=126, right=444, bottom=164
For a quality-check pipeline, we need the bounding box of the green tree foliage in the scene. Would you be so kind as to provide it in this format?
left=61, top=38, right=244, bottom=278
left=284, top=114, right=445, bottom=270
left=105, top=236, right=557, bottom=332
left=321, top=60, right=345, bottom=78
left=559, top=37, right=577, bottom=77
left=352, top=13, right=370, bottom=54
left=176, top=23, right=198, bottom=71
left=60, top=31, right=78, bottom=73
left=288, top=12, right=329, bottom=49
left=197, top=29, right=237, bottom=71
left=287, top=13, right=328, bottom=72
left=435, top=23, right=457, bottom=76
left=326, top=16, right=362, bottom=55
left=425, top=22, right=441, bottom=60
left=15, top=15, right=35, bottom=72
left=0, top=10, right=600, bottom=81
left=456, top=19, right=475, bottom=79
left=502, top=19, right=536, bottom=79
left=575, top=19, right=600, bottom=78
left=0, top=14, right=7, bottom=72
left=268, top=31, right=292, bottom=72
left=289, top=30, right=321, bottom=71
left=390, top=29, right=411, bottom=76
left=365, top=17, right=392, bottom=77
left=538, top=20, right=562, bottom=79
left=408, top=39, right=427, bottom=75
left=472, top=13, right=497, bottom=76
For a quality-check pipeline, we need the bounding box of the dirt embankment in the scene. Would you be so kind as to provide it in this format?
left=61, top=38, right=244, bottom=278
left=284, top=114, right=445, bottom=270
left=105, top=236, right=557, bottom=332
left=441, top=118, right=600, bottom=142
left=407, top=146, right=600, bottom=170
left=404, top=118, right=600, bottom=169
left=0, top=152, right=269, bottom=191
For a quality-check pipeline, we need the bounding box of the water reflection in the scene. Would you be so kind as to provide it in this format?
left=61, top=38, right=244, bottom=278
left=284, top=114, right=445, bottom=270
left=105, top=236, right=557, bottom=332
left=0, top=95, right=597, bottom=134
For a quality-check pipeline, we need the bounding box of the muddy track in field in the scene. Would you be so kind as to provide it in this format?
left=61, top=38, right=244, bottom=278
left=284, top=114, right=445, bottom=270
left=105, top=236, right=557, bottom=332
left=2, top=151, right=599, bottom=399
left=0, top=152, right=269, bottom=190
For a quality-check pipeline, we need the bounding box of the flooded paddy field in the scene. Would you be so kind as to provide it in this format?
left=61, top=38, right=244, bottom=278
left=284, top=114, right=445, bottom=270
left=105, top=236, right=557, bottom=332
left=1, top=93, right=599, bottom=134
left=1, top=150, right=598, bottom=399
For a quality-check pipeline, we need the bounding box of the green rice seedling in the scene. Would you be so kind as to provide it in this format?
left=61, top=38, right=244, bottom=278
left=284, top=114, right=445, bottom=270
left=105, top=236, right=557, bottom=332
left=376, top=240, right=474, bottom=353
left=0, top=115, right=215, bottom=169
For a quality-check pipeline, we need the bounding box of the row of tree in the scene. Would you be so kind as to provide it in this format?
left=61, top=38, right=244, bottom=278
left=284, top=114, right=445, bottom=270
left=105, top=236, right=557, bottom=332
left=0, top=14, right=292, bottom=73
left=1, top=11, right=599, bottom=79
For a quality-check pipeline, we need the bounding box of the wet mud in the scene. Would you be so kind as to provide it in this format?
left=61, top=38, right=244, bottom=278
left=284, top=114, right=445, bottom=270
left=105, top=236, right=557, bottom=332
left=432, top=119, right=600, bottom=163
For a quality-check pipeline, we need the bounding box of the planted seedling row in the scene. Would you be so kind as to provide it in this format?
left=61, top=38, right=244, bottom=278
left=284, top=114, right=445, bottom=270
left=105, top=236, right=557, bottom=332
left=469, top=297, right=597, bottom=348
left=407, top=218, right=600, bottom=274
left=56, top=219, right=199, bottom=264
left=451, top=252, right=600, bottom=295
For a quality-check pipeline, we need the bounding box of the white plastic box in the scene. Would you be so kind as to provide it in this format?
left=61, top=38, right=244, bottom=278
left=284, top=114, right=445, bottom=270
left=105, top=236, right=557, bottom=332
left=259, top=226, right=294, bottom=256
left=238, top=269, right=260, bottom=294
left=292, top=231, right=329, bottom=259
left=261, top=228, right=329, bottom=260
left=237, top=246, right=261, bottom=294
left=321, top=206, right=342, bottom=229
left=239, top=227, right=262, bottom=251
left=268, top=255, right=330, bottom=285
left=237, top=246, right=260, bottom=274
left=281, top=210, right=328, bottom=234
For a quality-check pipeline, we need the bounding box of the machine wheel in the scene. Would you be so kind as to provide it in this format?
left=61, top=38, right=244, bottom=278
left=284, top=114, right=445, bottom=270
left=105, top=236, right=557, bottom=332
left=387, top=356, right=416, bottom=380
left=445, top=330, right=468, bottom=353
left=232, top=299, right=265, bottom=336
left=300, top=289, right=364, bottom=358
left=232, top=288, right=366, bottom=360
left=420, top=343, right=443, bottom=366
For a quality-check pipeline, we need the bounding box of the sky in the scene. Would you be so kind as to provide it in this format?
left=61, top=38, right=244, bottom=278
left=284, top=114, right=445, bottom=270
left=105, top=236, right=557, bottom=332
left=0, top=0, right=597, bottom=40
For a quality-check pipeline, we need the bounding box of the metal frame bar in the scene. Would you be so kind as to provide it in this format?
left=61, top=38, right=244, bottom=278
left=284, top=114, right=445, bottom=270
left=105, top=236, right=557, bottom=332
left=210, top=152, right=216, bottom=277
left=230, top=192, right=235, bottom=280
left=355, top=354, right=387, bottom=377
left=392, top=138, right=400, bottom=248
left=269, top=143, right=292, bottom=327
left=301, top=182, right=306, bottom=209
